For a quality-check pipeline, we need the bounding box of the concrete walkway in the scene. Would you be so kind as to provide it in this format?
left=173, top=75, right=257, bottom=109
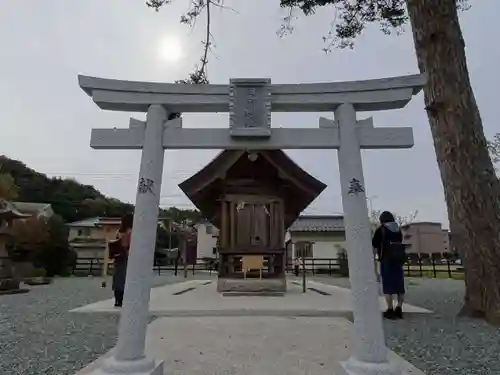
left=70, top=279, right=431, bottom=316
left=72, top=280, right=429, bottom=375
left=76, top=316, right=426, bottom=375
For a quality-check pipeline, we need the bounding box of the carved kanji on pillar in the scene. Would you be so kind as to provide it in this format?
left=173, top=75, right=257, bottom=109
left=347, top=178, right=365, bottom=195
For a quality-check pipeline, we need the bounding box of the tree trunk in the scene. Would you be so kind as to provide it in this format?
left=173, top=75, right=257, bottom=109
left=406, top=0, right=500, bottom=324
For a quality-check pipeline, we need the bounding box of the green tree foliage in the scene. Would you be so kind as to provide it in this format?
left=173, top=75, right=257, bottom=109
left=8, top=214, right=73, bottom=276
left=157, top=207, right=202, bottom=253
left=0, top=157, right=204, bottom=273
left=0, top=156, right=133, bottom=223
left=278, top=1, right=469, bottom=49
left=7, top=216, right=49, bottom=259
left=156, top=223, right=179, bottom=250
left=161, top=206, right=202, bottom=226
left=0, top=166, right=19, bottom=201
left=34, top=215, right=74, bottom=276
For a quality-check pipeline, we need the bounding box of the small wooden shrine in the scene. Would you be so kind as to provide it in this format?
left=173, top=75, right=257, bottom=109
left=179, top=150, right=326, bottom=293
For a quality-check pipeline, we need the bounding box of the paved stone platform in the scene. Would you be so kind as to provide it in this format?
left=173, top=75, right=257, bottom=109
left=70, top=279, right=431, bottom=316
left=75, top=316, right=425, bottom=375
left=72, top=280, right=429, bottom=375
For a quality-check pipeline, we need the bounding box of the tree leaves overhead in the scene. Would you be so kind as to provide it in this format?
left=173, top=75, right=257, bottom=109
left=279, top=0, right=407, bottom=49
left=279, top=0, right=471, bottom=49
left=488, top=133, right=500, bottom=167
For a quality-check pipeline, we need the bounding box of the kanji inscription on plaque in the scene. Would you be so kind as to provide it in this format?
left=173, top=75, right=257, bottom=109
left=229, top=78, right=271, bottom=137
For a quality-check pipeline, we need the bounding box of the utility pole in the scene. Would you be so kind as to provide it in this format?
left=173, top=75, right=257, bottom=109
left=367, top=195, right=380, bottom=284
left=302, top=254, right=306, bottom=293
left=366, top=195, right=378, bottom=220
left=168, top=219, right=172, bottom=254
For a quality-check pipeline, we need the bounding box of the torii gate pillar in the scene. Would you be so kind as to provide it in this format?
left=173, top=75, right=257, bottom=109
left=97, top=105, right=167, bottom=375
left=335, top=103, right=399, bottom=375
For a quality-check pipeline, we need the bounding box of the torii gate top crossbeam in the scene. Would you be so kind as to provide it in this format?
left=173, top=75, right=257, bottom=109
left=78, top=74, right=425, bottom=113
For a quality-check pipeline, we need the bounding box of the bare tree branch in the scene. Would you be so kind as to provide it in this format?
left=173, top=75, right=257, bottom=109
left=147, top=0, right=220, bottom=119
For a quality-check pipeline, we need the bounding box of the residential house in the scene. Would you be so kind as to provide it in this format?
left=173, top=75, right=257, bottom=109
left=195, top=219, right=219, bottom=259
left=287, top=215, right=346, bottom=263
left=195, top=214, right=347, bottom=264
left=401, top=222, right=450, bottom=255
left=193, top=215, right=452, bottom=268
left=67, top=217, right=122, bottom=261
left=67, top=217, right=175, bottom=272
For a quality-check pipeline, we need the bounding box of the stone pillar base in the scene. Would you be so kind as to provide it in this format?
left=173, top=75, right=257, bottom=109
left=336, top=357, right=403, bottom=375
left=85, top=356, right=163, bottom=375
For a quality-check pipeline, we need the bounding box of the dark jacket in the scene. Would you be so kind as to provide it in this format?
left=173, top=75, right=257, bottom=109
left=371, top=222, right=403, bottom=262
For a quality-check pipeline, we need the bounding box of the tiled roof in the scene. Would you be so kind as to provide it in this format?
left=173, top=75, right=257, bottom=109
left=288, top=215, right=345, bottom=232
left=67, top=217, right=154, bottom=227
left=0, top=199, right=31, bottom=220
left=12, top=202, right=53, bottom=217
left=66, top=217, right=100, bottom=227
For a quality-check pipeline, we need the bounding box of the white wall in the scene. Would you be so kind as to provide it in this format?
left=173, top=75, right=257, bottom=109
left=310, top=241, right=345, bottom=259
left=74, top=247, right=105, bottom=259
left=196, top=223, right=218, bottom=259
left=290, top=232, right=346, bottom=259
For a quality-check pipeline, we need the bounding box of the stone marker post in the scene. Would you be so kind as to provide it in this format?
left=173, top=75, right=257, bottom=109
left=336, top=103, right=401, bottom=375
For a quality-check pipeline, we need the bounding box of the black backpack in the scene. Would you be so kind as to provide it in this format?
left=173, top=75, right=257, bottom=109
left=381, top=226, right=407, bottom=266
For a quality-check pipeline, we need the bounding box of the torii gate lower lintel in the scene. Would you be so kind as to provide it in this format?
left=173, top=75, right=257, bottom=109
left=79, top=74, right=425, bottom=375
left=89, top=116, right=414, bottom=150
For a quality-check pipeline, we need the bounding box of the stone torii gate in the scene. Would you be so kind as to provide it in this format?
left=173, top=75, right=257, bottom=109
left=78, top=74, right=425, bottom=375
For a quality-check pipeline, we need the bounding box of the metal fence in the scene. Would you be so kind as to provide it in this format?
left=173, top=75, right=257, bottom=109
left=288, top=256, right=464, bottom=279
left=70, top=255, right=464, bottom=279
left=71, top=257, right=218, bottom=277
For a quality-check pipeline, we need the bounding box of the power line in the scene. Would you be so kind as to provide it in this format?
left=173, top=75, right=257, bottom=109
left=45, top=172, right=195, bottom=180
left=45, top=171, right=194, bottom=176
left=18, top=198, right=194, bottom=208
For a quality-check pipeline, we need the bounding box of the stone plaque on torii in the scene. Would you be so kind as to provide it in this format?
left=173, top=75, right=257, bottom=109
left=78, top=73, right=425, bottom=375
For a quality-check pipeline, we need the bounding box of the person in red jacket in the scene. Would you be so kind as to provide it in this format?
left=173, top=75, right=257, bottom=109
left=109, top=213, right=133, bottom=307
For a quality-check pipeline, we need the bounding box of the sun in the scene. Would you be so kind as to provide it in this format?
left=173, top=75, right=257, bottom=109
left=158, top=36, right=183, bottom=63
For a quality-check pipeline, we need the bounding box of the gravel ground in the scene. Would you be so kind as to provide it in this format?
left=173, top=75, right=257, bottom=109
left=3, top=274, right=497, bottom=375
left=0, top=272, right=213, bottom=375
left=314, top=276, right=500, bottom=375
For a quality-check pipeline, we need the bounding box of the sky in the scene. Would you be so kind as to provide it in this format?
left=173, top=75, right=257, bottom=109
left=1, top=0, right=499, bottom=228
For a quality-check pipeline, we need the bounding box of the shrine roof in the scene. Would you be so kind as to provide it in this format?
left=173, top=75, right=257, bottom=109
left=0, top=200, right=32, bottom=220
left=178, top=150, right=326, bottom=228
left=11, top=202, right=54, bottom=218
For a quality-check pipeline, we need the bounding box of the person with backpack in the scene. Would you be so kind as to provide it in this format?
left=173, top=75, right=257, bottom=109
left=372, top=211, right=407, bottom=320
